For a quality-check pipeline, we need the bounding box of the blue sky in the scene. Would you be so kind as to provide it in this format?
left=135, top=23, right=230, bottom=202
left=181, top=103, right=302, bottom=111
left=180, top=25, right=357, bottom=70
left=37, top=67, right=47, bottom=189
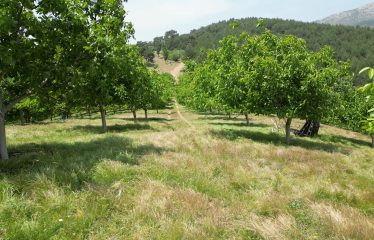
left=124, top=0, right=374, bottom=41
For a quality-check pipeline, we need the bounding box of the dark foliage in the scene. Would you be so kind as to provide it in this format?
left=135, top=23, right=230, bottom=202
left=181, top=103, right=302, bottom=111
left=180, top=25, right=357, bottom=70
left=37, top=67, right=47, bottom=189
left=153, top=18, right=374, bottom=85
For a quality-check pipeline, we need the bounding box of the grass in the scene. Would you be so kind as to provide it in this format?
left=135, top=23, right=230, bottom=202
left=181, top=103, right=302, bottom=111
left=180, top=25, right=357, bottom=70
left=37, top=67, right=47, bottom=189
left=1, top=107, right=374, bottom=239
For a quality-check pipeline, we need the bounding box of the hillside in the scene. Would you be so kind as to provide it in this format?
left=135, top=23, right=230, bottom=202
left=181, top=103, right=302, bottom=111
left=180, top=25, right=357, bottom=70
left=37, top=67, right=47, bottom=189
left=153, top=18, right=374, bottom=85
left=318, top=3, right=374, bottom=27
left=152, top=56, right=184, bottom=80
left=1, top=98, right=374, bottom=239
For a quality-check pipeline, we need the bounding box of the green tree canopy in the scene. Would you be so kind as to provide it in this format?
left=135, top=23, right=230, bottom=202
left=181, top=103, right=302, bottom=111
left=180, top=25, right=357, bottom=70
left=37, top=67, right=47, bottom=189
left=178, top=29, right=352, bottom=144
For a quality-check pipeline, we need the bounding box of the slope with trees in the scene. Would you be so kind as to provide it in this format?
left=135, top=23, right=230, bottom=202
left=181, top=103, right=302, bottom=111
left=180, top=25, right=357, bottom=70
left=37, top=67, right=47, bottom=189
left=152, top=18, right=374, bottom=85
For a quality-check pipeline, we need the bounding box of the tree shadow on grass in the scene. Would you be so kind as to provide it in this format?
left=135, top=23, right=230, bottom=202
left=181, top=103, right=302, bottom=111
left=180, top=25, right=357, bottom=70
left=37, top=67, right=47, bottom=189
left=211, top=129, right=351, bottom=154
left=198, top=116, right=248, bottom=122
left=1, top=136, right=165, bottom=190
left=122, top=117, right=174, bottom=123
left=318, top=134, right=371, bottom=148
left=70, top=124, right=153, bottom=134
left=209, top=122, right=270, bottom=128
left=10, top=121, right=62, bottom=126
left=193, top=112, right=222, bottom=116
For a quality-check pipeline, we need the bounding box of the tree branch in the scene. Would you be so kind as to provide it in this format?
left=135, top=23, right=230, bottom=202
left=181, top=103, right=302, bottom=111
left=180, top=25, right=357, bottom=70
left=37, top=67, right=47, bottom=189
left=4, top=92, right=32, bottom=115
left=3, top=78, right=49, bottom=114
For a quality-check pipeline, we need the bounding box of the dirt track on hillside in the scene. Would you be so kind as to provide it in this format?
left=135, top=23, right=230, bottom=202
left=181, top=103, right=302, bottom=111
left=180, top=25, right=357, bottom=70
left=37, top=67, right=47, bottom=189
left=162, top=61, right=193, bottom=128
left=170, top=62, right=184, bottom=81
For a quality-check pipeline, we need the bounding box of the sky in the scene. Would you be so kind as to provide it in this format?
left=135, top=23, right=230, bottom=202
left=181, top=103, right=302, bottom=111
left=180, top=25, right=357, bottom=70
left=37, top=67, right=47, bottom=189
left=124, top=0, right=374, bottom=42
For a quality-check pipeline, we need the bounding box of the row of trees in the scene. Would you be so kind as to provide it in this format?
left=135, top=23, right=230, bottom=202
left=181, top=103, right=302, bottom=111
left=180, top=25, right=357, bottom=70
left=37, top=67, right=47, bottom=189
left=137, top=30, right=186, bottom=63
left=0, top=0, right=174, bottom=160
left=155, top=18, right=374, bottom=86
left=177, top=29, right=369, bottom=144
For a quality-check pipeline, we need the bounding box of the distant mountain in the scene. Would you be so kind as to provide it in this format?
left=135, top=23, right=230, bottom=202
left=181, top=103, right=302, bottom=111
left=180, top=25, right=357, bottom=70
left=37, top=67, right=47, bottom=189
left=318, top=3, right=374, bottom=27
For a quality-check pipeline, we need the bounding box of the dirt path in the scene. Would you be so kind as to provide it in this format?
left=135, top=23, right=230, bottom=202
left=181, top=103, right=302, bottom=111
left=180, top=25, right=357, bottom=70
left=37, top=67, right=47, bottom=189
left=155, top=58, right=193, bottom=128
left=170, top=62, right=185, bottom=80
left=174, top=99, right=194, bottom=128
left=164, top=62, right=195, bottom=128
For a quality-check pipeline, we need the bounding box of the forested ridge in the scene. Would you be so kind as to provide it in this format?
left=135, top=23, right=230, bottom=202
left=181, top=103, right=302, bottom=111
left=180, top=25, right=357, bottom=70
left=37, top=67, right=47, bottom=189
left=149, top=18, right=374, bottom=85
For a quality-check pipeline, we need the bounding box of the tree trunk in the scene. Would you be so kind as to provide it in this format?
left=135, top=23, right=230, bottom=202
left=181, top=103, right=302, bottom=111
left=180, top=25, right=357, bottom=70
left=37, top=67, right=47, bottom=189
left=298, top=120, right=320, bottom=137
left=20, top=110, right=26, bottom=125
left=62, top=111, right=68, bottom=120
left=157, top=109, right=159, bottom=114
left=25, top=112, right=30, bottom=123
left=228, top=113, right=231, bottom=119
left=132, top=110, right=137, bottom=122
left=100, top=105, right=107, bottom=132
left=285, top=118, right=293, bottom=145
left=371, top=135, right=374, bottom=149
left=0, top=113, right=9, bottom=160
left=144, top=108, right=148, bottom=121
left=49, top=107, right=54, bottom=121
left=245, top=113, right=250, bottom=126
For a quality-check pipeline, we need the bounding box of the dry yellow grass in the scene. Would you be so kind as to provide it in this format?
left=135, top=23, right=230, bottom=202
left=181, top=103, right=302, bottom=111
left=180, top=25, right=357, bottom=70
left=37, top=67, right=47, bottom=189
left=153, top=56, right=183, bottom=76
left=311, top=203, right=374, bottom=239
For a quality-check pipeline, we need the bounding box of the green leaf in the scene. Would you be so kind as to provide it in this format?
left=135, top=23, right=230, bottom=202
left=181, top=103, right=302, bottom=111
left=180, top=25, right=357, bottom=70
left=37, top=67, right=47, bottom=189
left=359, top=67, right=371, bottom=75
left=369, top=69, right=374, bottom=80
left=256, top=19, right=265, bottom=28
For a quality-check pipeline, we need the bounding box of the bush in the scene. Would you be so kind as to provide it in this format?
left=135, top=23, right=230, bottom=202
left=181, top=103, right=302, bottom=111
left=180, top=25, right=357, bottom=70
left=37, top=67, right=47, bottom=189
left=169, top=49, right=185, bottom=62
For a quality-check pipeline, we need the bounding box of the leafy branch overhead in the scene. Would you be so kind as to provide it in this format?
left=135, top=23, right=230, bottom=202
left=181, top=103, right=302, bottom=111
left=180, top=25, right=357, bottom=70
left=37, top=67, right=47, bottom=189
left=0, top=0, right=174, bottom=160
left=359, top=67, right=374, bottom=144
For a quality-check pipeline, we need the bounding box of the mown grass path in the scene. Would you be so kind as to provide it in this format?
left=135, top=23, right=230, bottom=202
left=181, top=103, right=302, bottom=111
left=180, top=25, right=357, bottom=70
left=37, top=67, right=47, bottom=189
left=160, top=60, right=194, bottom=128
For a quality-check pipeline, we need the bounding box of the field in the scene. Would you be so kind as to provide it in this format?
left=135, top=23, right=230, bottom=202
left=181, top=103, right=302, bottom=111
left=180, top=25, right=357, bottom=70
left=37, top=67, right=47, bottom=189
left=1, top=104, right=374, bottom=240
